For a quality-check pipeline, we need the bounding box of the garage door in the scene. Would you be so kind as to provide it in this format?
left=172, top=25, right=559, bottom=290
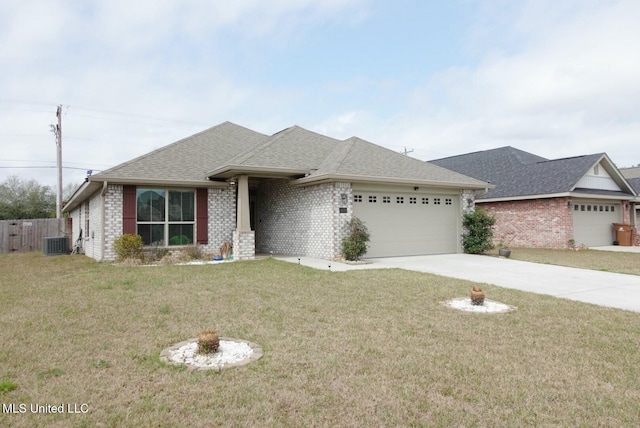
left=352, top=189, right=460, bottom=257
left=572, top=202, right=621, bottom=247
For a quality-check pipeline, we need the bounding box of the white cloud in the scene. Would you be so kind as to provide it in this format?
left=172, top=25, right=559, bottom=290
left=386, top=0, right=640, bottom=164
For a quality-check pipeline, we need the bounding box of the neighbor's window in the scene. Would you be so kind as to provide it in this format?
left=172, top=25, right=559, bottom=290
left=136, top=189, right=195, bottom=246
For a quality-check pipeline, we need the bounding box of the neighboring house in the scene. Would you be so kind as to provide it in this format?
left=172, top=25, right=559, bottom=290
left=64, top=122, right=490, bottom=261
left=431, top=147, right=638, bottom=248
left=620, top=166, right=640, bottom=234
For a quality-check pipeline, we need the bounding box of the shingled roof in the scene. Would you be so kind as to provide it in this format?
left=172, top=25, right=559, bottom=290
left=431, top=146, right=635, bottom=200
left=65, top=122, right=489, bottom=211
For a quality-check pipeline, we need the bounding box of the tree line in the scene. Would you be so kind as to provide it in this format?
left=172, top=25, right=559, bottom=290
left=0, top=176, right=79, bottom=220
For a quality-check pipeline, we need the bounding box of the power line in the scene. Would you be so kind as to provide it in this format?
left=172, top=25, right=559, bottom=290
left=0, top=166, right=102, bottom=171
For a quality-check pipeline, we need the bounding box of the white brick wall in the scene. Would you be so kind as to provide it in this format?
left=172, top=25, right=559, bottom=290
left=256, top=179, right=352, bottom=259
left=103, top=185, right=123, bottom=261
left=205, top=187, right=236, bottom=254
left=86, top=190, right=104, bottom=260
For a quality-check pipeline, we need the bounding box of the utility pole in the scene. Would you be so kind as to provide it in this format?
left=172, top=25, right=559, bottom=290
left=401, top=146, right=414, bottom=156
left=51, top=105, right=62, bottom=219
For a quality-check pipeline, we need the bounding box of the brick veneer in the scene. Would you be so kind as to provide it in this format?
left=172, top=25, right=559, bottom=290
left=480, top=197, right=573, bottom=248
left=233, top=230, right=255, bottom=260
left=256, top=179, right=351, bottom=259
left=204, top=188, right=236, bottom=254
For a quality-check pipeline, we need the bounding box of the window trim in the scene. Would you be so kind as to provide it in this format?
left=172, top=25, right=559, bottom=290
left=136, top=188, right=196, bottom=247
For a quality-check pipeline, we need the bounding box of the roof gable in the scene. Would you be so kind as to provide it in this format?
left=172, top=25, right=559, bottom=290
left=431, top=147, right=635, bottom=199
left=94, top=122, right=269, bottom=183
left=312, top=136, right=487, bottom=185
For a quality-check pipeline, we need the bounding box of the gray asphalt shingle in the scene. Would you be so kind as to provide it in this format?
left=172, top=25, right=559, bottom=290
left=431, top=146, right=624, bottom=199
left=92, top=121, right=488, bottom=188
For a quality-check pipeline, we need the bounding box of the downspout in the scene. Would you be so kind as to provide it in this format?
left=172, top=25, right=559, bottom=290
left=474, top=187, right=490, bottom=199
left=100, top=181, right=108, bottom=261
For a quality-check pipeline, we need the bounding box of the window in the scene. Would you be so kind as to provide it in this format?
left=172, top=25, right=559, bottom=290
left=574, top=204, right=579, bottom=211
left=605, top=206, right=609, bottom=212
left=396, top=196, right=404, bottom=204
left=587, top=205, right=592, bottom=211
left=368, top=195, right=377, bottom=203
left=354, top=195, right=363, bottom=203
left=599, top=205, right=603, bottom=212
left=409, top=197, right=416, bottom=204
left=383, top=196, right=391, bottom=204
left=445, top=198, right=452, bottom=205
left=434, top=198, right=441, bottom=205
left=581, top=205, right=585, bottom=211
left=611, top=205, right=615, bottom=212
left=136, top=189, right=195, bottom=246
left=422, top=197, right=429, bottom=205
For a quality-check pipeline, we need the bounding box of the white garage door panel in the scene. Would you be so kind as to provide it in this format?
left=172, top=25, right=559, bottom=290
left=352, top=191, right=459, bottom=257
left=572, top=202, right=621, bottom=247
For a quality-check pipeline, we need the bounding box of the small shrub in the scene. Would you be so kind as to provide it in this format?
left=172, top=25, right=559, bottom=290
left=342, top=217, right=370, bottom=261
left=0, top=379, right=17, bottom=393
left=462, top=209, right=496, bottom=254
left=113, top=234, right=144, bottom=261
left=183, top=244, right=203, bottom=260
left=197, top=329, right=220, bottom=354
left=146, top=243, right=169, bottom=263
left=169, top=235, right=191, bottom=245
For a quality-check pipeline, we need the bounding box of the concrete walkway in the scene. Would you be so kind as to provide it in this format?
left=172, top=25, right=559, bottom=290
left=276, top=254, right=640, bottom=313
left=591, top=245, right=640, bottom=253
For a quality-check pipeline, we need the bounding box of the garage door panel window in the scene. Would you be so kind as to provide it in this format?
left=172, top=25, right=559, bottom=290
left=575, top=203, right=617, bottom=213
left=368, top=196, right=377, bottom=203
left=354, top=195, right=362, bottom=202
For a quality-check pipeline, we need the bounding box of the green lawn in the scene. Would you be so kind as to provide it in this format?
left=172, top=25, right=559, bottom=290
left=1, top=252, right=639, bottom=427
left=490, top=247, right=640, bottom=276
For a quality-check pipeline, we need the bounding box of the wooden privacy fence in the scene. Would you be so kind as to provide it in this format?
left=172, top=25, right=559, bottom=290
left=0, top=218, right=72, bottom=254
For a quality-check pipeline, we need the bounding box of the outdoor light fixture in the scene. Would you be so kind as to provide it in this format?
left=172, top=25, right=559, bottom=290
left=567, top=200, right=573, bottom=208
left=340, top=193, right=348, bottom=207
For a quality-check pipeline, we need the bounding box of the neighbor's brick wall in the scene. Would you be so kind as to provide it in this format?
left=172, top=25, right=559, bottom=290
left=205, top=187, right=236, bottom=254
left=480, top=197, right=573, bottom=248
left=257, top=179, right=351, bottom=259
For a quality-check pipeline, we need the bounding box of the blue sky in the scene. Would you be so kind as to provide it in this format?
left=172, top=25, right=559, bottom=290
left=1, top=0, right=639, bottom=188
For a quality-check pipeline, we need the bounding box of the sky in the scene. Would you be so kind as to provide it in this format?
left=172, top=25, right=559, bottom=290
left=1, top=0, right=639, bottom=190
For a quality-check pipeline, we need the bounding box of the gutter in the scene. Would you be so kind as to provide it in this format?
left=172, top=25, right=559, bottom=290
left=474, top=187, right=490, bottom=199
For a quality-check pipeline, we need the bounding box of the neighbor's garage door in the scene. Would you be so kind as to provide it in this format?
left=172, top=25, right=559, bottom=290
left=352, top=189, right=460, bottom=257
left=572, top=201, right=621, bottom=247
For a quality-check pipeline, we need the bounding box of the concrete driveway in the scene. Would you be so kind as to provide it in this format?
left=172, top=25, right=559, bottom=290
left=368, top=254, right=640, bottom=313
left=276, top=253, right=640, bottom=313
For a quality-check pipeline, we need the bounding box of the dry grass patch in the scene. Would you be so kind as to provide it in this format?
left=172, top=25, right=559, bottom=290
left=494, top=247, right=640, bottom=275
left=1, top=252, right=639, bottom=427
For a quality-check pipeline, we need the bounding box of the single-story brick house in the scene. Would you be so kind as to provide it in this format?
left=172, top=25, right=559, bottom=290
left=431, top=147, right=638, bottom=248
left=64, top=122, right=490, bottom=261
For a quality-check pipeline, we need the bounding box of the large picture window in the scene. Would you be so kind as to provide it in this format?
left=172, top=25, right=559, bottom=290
left=136, top=189, right=195, bottom=246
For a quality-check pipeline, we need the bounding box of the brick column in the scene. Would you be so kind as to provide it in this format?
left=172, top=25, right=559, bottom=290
left=233, top=230, right=255, bottom=260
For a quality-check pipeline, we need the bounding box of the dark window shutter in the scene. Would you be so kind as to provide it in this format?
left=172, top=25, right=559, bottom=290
left=196, top=188, right=208, bottom=244
left=122, top=185, right=137, bottom=235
